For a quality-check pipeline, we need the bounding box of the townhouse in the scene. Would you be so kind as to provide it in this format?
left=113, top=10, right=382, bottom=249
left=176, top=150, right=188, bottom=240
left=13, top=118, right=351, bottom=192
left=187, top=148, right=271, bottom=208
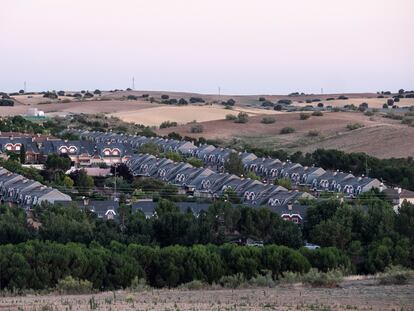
left=0, top=167, right=71, bottom=208
left=67, top=129, right=385, bottom=197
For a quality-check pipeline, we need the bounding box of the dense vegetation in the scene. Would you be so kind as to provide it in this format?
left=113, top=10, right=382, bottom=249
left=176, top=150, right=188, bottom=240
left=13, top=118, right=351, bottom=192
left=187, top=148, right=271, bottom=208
left=1, top=194, right=413, bottom=291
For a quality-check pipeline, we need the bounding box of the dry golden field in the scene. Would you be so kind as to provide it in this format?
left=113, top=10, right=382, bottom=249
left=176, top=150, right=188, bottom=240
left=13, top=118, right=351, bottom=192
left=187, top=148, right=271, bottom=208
left=0, top=278, right=413, bottom=311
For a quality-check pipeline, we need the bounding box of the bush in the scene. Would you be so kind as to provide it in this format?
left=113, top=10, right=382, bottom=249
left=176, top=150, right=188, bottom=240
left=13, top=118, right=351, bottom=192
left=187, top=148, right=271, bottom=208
left=317, top=102, right=324, bottom=108
left=56, top=276, right=93, bottom=294
left=378, top=266, right=414, bottom=285
left=226, top=98, right=236, bottom=106
left=280, top=271, right=302, bottom=284
left=235, top=112, right=249, bottom=123
left=337, top=95, right=348, bottom=100
left=93, top=89, right=101, bottom=95
left=219, top=273, right=246, bottom=289
left=189, top=97, right=205, bottom=103
left=312, top=111, right=323, bottom=117
left=302, top=269, right=343, bottom=288
left=160, top=120, right=178, bottom=129
left=277, top=99, right=292, bottom=105
left=308, top=130, right=320, bottom=137
left=259, top=97, right=266, bottom=101
left=190, top=123, right=204, bottom=133
left=0, top=99, right=14, bottom=106
left=274, top=104, right=283, bottom=111
left=129, top=276, right=149, bottom=292
left=225, top=114, right=237, bottom=121
left=387, top=98, right=394, bottom=106
left=248, top=272, right=276, bottom=288
left=178, top=280, right=207, bottom=290
left=261, top=100, right=274, bottom=107
left=364, top=111, right=374, bottom=116
left=280, top=127, right=295, bottom=134
left=261, top=116, right=276, bottom=124
left=300, top=113, right=311, bottom=120
left=178, top=98, right=188, bottom=105
left=401, top=117, right=413, bottom=125
left=383, top=103, right=389, bottom=109
left=161, top=94, right=169, bottom=100
left=346, top=123, right=364, bottom=131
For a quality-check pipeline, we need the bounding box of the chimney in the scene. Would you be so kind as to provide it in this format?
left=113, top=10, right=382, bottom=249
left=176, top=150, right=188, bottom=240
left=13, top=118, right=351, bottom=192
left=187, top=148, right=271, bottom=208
left=379, top=183, right=384, bottom=192
left=83, top=197, right=89, bottom=206
left=287, top=201, right=293, bottom=211
left=398, top=188, right=402, bottom=194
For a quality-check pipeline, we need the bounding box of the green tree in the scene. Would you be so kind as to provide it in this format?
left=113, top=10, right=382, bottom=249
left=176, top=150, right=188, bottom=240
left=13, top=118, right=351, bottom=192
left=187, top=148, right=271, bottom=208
left=75, top=169, right=94, bottom=195
left=224, top=152, right=244, bottom=176
left=19, top=144, right=26, bottom=164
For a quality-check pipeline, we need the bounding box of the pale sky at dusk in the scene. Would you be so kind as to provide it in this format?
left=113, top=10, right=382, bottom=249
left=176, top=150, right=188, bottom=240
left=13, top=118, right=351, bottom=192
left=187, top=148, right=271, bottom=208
left=1, top=0, right=413, bottom=94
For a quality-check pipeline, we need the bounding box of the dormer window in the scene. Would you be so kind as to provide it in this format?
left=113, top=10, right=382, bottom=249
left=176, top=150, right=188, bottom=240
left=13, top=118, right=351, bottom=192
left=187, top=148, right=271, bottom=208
left=15, top=144, right=21, bottom=151
left=112, top=149, right=120, bottom=156
left=60, top=147, right=68, bottom=153
left=69, top=147, right=76, bottom=153
left=104, top=149, right=110, bottom=156
left=5, top=144, right=13, bottom=151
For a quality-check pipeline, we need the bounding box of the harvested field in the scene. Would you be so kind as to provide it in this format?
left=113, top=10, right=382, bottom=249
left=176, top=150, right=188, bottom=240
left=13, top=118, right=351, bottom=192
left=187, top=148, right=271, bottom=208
left=112, top=104, right=277, bottom=126
left=1, top=278, right=413, bottom=310
left=157, top=111, right=414, bottom=158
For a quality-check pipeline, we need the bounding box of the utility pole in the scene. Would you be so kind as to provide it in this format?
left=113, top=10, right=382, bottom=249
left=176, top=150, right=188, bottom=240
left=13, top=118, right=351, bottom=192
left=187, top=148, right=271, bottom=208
left=114, top=164, right=117, bottom=200
left=24, top=81, right=27, bottom=93
left=132, top=77, right=135, bottom=90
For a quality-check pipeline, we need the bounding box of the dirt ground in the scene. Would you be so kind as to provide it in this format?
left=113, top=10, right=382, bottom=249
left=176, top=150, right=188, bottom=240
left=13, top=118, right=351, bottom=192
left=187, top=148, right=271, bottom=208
left=157, top=111, right=414, bottom=159
left=0, top=279, right=412, bottom=311
left=112, top=104, right=278, bottom=126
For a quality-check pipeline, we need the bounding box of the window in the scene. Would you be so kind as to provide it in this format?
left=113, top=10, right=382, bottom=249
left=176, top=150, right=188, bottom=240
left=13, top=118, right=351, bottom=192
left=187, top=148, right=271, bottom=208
left=104, top=150, right=110, bottom=156
left=69, top=147, right=76, bottom=153
left=112, top=149, right=119, bottom=156
left=15, top=144, right=21, bottom=151
left=60, top=147, right=67, bottom=153
left=5, top=144, right=12, bottom=151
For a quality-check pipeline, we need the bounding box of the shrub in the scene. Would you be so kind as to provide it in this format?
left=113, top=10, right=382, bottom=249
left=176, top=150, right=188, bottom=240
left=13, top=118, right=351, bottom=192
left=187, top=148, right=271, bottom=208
left=317, top=102, right=324, bottom=108
left=129, top=276, right=149, bottom=292
left=235, top=112, right=249, bottom=123
left=384, top=112, right=403, bottom=120
left=0, top=99, right=14, bottom=106
left=383, top=103, right=389, bottom=109
left=219, top=273, right=246, bottom=289
left=387, top=98, right=394, bottom=106
left=225, top=114, right=237, bottom=121
left=280, top=271, right=302, bottom=284
left=178, top=98, right=188, bottom=105
left=394, top=97, right=400, bottom=102
left=248, top=272, right=276, bottom=288
left=302, top=269, right=343, bottom=288
left=93, top=89, right=101, bottom=95
left=189, top=97, right=205, bottom=103
left=278, top=99, right=292, bottom=105
left=337, top=95, right=348, bottom=100
left=226, top=98, right=236, bottom=106
left=401, top=117, right=413, bottom=125
left=190, top=123, right=204, bottom=133
left=308, top=130, right=320, bottom=137
left=326, top=97, right=335, bottom=101
left=274, top=104, right=283, bottom=111
left=84, top=92, right=94, bottom=98
left=378, top=266, right=414, bottom=285
left=57, top=90, right=65, bottom=96
left=160, top=121, right=178, bottom=129
left=127, top=95, right=138, bottom=100
left=261, top=100, right=273, bottom=107
left=178, top=280, right=207, bottom=290
left=161, top=94, right=169, bottom=100
left=261, top=116, right=276, bottom=124
left=300, top=113, right=311, bottom=120
left=312, top=111, right=323, bottom=116
left=346, top=123, right=364, bottom=131
left=259, top=97, right=266, bottom=101
left=142, top=94, right=149, bottom=98
left=280, top=127, right=295, bottom=134
left=364, top=111, right=374, bottom=116
left=56, top=276, right=93, bottom=294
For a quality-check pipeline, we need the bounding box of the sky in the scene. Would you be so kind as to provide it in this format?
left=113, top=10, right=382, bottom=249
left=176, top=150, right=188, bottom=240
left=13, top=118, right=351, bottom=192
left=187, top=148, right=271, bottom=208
left=1, top=0, right=413, bottom=95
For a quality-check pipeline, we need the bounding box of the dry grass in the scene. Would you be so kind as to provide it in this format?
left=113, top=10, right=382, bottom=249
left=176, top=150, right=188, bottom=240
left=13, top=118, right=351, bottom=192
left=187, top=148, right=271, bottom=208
left=0, top=278, right=412, bottom=311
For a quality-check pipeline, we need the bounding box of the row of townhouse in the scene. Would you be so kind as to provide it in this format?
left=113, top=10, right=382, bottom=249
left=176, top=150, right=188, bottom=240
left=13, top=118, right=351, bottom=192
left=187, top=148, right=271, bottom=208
left=126, top=154, right=313, bottom=223
left=68, top=129, right=384, bottom=198
left=0, top=136, right=133, bottom=166
left=0, top=167, right=72, bottom=208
